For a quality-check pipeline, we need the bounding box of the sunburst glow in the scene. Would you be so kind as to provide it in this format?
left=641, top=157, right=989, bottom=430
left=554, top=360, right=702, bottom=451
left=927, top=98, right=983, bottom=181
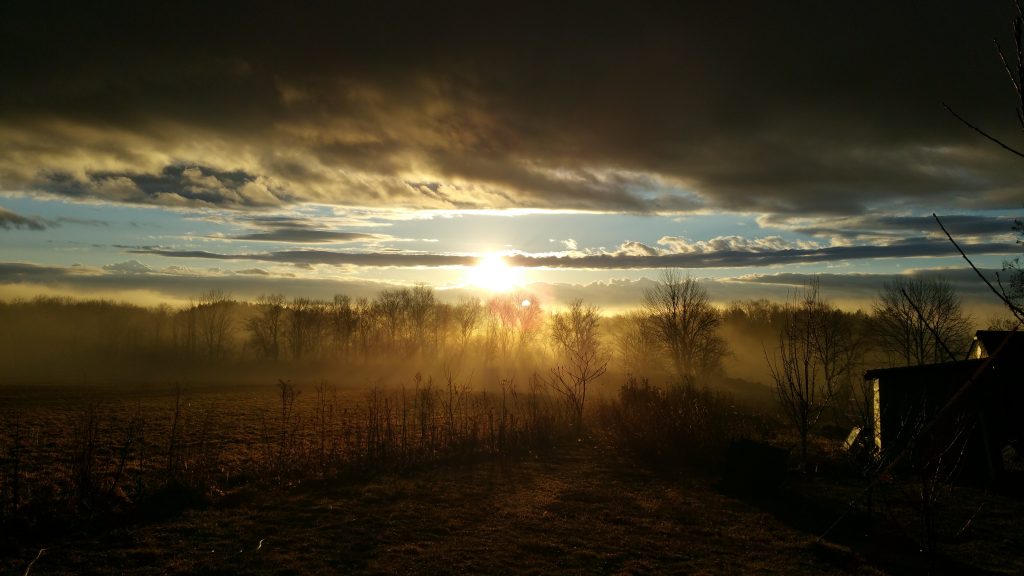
left=466, top=253, right=525, bottom=292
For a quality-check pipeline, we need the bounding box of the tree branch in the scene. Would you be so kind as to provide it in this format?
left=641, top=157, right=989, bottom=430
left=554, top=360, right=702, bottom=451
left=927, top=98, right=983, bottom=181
left=933, top=213, right=1024, bottom=321
left=899, top=287, right=959, bottom=362
left=942, top=103, right=1024, bottom=159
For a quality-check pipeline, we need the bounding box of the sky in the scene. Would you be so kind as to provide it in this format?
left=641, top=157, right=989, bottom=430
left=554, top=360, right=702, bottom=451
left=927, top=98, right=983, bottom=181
left=1, top=2, right=1022, bottom=315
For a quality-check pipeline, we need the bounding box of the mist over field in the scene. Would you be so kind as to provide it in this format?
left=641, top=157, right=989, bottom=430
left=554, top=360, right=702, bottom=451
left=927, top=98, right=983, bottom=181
left=0, top=285, right=868, bottom=398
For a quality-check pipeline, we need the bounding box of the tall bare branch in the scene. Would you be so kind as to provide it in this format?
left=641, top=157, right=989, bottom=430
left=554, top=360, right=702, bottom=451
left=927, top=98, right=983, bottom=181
left=942, top=103, right=1024, bottom=159
left=933, top=213, right=1024, bottom=321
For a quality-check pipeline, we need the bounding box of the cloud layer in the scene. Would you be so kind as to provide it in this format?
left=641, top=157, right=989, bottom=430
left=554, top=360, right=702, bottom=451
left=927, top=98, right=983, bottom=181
left=3, top=3, right=1024, bottom=215
left=126, top=238, right=1019, bottom=270
left=0, top=260, right=1014, bottom=319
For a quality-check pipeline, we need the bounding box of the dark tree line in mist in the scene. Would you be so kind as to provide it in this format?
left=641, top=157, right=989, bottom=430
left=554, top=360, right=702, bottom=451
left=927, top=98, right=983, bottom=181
left=0, top=272, right=993, bottom=390
left=0, top=287, right=544, bottom=374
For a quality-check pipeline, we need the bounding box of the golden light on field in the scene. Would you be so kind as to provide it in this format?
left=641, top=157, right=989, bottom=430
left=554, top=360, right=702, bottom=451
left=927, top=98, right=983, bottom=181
left=466, top=253, right=524, bottom=292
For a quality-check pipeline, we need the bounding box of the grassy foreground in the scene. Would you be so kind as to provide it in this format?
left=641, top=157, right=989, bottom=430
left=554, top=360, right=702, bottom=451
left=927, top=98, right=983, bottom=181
left=2, top=380, right=1022, bottom=575
left=2, top=441, right=891, bottom=576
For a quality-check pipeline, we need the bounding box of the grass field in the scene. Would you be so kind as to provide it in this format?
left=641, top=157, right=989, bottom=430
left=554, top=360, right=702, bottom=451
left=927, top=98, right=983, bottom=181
left=2, top=382, right=1022, bottom=575
left=2, top=443, right=874, bottom=575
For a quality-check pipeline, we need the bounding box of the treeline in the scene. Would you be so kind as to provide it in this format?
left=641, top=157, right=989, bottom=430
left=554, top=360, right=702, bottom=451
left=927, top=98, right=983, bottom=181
left=0, top=287, right=548, bottom=381
left=0, top=278, right=724, bottom=385
left=0, top=274, right=989, bottom=387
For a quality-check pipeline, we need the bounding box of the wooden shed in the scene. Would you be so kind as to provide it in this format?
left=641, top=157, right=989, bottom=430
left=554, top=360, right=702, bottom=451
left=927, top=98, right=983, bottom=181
left=864, top=331, right=1023, bottom=483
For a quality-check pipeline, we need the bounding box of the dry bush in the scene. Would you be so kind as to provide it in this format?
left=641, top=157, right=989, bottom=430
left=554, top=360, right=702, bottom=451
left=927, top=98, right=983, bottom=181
left=599, top=376, right=764, bottom=468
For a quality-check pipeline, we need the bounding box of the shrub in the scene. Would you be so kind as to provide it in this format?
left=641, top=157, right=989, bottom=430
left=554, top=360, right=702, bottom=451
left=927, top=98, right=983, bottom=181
left=599, top=376, right=762, bottom=468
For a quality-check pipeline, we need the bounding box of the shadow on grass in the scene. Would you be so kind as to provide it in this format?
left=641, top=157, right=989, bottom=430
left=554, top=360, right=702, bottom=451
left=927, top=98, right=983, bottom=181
left=721, top=472, right=1003, bottom=576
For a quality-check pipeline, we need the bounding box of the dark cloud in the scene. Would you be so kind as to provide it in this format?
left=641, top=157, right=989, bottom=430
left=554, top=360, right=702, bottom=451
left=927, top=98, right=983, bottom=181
left=128, top=248, right=477, bottom=268
left=528, top=271, right=1010, bottom=312
left=0, top=261, right=392, bottom=303
left=732, top=267, right=1016, bottom=311
left=0, top=207, right=47, bottom=230
left=229, top=230, right=378, bottom=243
left=0, top=262, right=66, bottom=278
left=220, top=213, right=383, bottom=243
left=517, top=241, right=1020, bottom=268
left=3, top=3, right=1024, bottom=215
left=763, top=214, right=1021, bottom=241
left=0, top=206, right=113, bottom=230
left=36, top=165, right=292, bottom=208
left=55, top=216, right=109, bottom=227
left=128, top=238, right=1019, bottom=270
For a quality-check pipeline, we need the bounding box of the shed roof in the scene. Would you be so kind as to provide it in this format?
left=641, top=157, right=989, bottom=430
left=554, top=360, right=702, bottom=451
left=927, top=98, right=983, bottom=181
left=864, top=358, right=991, bottom=382
left=972, top=330, right=1024, bottom=358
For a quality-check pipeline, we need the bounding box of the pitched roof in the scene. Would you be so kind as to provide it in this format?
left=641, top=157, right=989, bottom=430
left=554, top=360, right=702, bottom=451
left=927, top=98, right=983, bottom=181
left=972, top=330, right=1024, bottom=359
left=864, top=330, right=1023, bottom=383
left=864, top=358, right=990, bottom=382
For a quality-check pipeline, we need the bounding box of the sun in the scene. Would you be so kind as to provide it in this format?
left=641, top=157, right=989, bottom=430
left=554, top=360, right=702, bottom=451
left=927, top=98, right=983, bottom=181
left=466, top=253, right=524, bottom=292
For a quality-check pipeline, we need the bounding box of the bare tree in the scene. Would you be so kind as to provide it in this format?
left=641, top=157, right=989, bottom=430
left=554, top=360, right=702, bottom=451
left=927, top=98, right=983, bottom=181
left=286, top=298, right=328, bottom=360
left=353, top=297, right=375, bottom=362
left=642, top=270, right=727, bottom=383
left=513, top=291, right=544, bottom=353
left=485, top=291, right=543, bottom=365
left=402, top=284, right=435, bottom=354
left=150, top=303, right=173, bottom=354
left=872, top=277, right=972, bottom=367
left=329, top=294, right=358, bottom=361
left=246, top=293, right=285, bottom=362
left=549, top=299, right=608, bottom=430
left=1004, top=219, right=1024, bottom=308
left=767, top=281, right=854, bottom=467
left=373, top=289, right=406, bottom=353
left=453, top=296, right=483, bottom=353
left=611, top=310, right=661, bottom=377
left=173, top=304, right=198, bottom=359
left=485, top=295, right=517, bottom=362
left=193, top=289, right=233, bottom=362
left=987, top=313, right=1022, bottom=330
left=430, top=301, right=453, bottom=355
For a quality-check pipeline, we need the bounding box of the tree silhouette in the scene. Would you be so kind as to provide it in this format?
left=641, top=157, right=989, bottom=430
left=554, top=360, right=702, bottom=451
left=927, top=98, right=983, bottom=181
left=767, top=281, right=855, bottom=467
left=642, top=270, right=727, bottom=383
left=246, top=293, right=285, bottom=362
left=193, top=289, right=233, bottom=362
left=286, top=297, right=328, bottom=360
left=872, top=277, right=971, bottom=367
left=329, top=294, right=358, bottom=361
left=485, top=291, right=542, bottom=365
left=549, top=299, right=608, bottom=430
left=453, top=296, right=483, bottom=354
left=611, top=311, right=661, bottom=377
left=1005, top=219, right=1024, bottom=308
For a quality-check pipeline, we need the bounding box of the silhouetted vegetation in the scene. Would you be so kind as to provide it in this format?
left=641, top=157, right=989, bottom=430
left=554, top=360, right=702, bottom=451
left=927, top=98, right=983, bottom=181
left=598, top=376, right=767, bottom=468
left=548, top=299, right=607, bottom=430
left=767, top=281, right=860, bottom=467
left=1004, top=218, right=1024, bottom=309
left=0, top=375, right=572, bottom=537
left=641, top=270, right=727, bottom=382
left=872, top=277, right=972, bottom=366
